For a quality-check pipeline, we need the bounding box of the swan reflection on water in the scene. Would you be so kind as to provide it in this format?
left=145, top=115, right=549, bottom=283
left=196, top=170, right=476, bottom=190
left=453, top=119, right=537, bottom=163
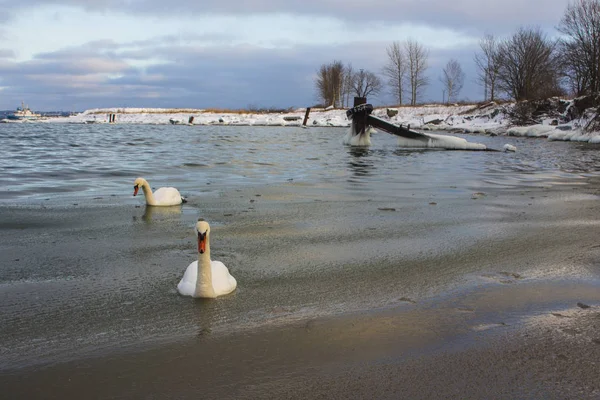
left=189, top=296, right=233, bottom=338
left=140, top=204, right=183, bottom=222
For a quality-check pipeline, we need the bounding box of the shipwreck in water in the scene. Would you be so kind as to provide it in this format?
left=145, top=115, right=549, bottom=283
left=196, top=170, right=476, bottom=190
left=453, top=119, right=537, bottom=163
left=344, top=97, right=498, bottom=151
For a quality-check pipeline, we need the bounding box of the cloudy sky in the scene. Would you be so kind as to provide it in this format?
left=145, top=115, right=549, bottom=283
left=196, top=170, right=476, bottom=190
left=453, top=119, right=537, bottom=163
left=0, top=0, right=572, bottom=111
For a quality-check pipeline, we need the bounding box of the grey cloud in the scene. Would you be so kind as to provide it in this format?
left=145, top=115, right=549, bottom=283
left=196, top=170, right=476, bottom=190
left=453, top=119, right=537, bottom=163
left=125, top=32, right=239, bottom=49
left=8, top=54, right=132, bottom=76
left=6, top=0, right=571, bottom=36
left=0, top=49, right=16, bottom=58
left=80, top=40, right=122, bottom=51
left=0, top=41, right=322, bottom=110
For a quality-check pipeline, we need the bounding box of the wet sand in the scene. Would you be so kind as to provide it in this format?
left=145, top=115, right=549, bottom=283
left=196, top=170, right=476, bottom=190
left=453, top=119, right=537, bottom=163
left=2, top=284, right=600, bottom=399
left=1, top=178, right=600, bottom=399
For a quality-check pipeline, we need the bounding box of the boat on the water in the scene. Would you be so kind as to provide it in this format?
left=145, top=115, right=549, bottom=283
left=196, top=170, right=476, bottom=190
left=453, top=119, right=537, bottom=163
left=7, top=101, right=41, bottom=121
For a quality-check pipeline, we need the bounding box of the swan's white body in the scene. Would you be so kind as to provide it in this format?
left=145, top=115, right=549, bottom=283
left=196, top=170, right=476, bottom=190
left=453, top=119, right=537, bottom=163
left=133, top=177, right=184, bottom=206
left=177, top=220, right=237, bottom=298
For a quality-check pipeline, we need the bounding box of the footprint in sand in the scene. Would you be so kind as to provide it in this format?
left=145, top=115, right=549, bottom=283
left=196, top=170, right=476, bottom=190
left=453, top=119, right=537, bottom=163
left=471, top=322, right=507, bottom=331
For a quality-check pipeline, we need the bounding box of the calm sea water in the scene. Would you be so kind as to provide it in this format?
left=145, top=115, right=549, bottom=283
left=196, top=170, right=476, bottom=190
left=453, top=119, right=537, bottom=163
left=1, top=123, right=599, bottom=370
left=1, top=123, right=599, bottom=203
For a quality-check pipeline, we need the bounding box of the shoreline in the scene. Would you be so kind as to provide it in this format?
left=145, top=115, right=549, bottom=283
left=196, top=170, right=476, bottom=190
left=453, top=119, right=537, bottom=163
left=5, top=99, right=600, bottom=143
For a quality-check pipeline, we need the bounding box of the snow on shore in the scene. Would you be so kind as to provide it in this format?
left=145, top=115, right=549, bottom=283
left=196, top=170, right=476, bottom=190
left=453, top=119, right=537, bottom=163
left=37, top=99, right=600, bottom=144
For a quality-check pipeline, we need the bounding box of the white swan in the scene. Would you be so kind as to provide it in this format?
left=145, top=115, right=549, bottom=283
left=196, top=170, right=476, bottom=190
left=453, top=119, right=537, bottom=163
left=177, top=220, right=237, bottom=298
left=133, top=177, right=185, bottom=206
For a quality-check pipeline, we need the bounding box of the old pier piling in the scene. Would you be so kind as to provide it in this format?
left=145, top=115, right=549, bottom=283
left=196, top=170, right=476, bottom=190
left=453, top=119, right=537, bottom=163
left=302, top=107, right=311, bottom=126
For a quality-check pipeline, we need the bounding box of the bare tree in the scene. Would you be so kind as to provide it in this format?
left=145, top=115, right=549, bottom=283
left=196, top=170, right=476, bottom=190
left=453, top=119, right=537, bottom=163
left=496, top=27, right=561, bottom=101
left=405, top=39, right=429, bottom=105
left=382, top=41, right=408, bottom=105
left=474, top=34, right=500, bottom=101
left=557, top=0, right=600, bottom=96
left=341, top=63, right=354, bottom=107
left=315, top=60, right=345, bottom=107
left=350, top=69, right=382, bottom=98
left=558, top=40, right=590, bottom=95
left=441, top=59, right=465, bottom=103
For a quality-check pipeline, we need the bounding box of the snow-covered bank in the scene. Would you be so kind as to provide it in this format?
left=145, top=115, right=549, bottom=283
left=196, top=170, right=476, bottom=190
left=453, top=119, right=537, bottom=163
left=38, top=97, right=600, bottom=144
left=44, top=107, right=353, bottom=127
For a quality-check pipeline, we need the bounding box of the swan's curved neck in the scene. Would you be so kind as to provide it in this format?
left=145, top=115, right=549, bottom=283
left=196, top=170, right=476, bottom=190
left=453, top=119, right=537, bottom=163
left=140, top=180, right=157, bottom=205
left=196, top=235, right=215, bottom=298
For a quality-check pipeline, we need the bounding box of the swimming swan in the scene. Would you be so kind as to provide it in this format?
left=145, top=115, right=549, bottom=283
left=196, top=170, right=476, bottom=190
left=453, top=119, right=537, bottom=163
left=133, top=177, right=185, bottom=206
left=177, top=220, right=237, bottom=298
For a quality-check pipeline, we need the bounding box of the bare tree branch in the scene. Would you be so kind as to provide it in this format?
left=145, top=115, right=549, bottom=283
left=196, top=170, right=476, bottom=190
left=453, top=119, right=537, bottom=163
left=315, top=60, right=345, bottom=107
left=351, top=69, right=382, bottom=98
left=557, top=0, right=600, bottom=95
left=496, top=27, right=562, bottom=101
left=441, top=59, right=465, bottom=103
left=474, top=34, right=500, bottom=101
left=382, top=41, right=408, bottom=105
left=405, top=39, right=429, bottom=105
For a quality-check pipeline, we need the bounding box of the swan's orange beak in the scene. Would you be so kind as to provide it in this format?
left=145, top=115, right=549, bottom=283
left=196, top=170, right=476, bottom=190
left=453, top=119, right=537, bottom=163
left=198, top=231, right=206, bottom=254
left=133, top=186, right=139, bottom=196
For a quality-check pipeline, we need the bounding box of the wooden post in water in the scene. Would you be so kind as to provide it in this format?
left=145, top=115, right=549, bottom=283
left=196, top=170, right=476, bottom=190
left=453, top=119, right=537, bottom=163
left=351, top=97, right=368, bottom=136
left=302, top=107, right=311, bottom=126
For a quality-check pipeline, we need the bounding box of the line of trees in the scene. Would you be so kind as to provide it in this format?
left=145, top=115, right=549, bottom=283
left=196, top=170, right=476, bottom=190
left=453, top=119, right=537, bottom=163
left=316, top=39, right=431, bottom=107
left=473, top=0, right=600, bottom=102
left=473, top=27, right=563, bottom=101
left=315, top=0, right=600, bottom=106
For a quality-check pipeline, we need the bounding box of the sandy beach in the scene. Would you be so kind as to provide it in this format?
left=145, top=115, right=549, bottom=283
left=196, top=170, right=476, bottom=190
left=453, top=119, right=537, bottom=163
left=1, top=175, right=600, bottom=399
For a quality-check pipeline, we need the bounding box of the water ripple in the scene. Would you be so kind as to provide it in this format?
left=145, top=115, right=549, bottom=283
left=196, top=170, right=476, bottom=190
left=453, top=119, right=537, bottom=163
left=0, top=124, right=599, bottom=202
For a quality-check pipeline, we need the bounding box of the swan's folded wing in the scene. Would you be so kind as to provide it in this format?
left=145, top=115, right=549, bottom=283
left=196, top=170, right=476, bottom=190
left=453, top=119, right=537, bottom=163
left=211, top=261, right=237, bottom=295
left=154, top=187, right=183, bottom=206
left=177, top=261, right=198, bottom=296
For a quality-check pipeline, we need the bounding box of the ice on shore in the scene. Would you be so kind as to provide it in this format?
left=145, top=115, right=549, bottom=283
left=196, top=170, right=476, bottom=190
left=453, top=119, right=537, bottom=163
left=503, top=144, right=517, bottom=152
left=396, top=133, right=487, bottom=151
left=342, top=123, right=373, bottom=146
